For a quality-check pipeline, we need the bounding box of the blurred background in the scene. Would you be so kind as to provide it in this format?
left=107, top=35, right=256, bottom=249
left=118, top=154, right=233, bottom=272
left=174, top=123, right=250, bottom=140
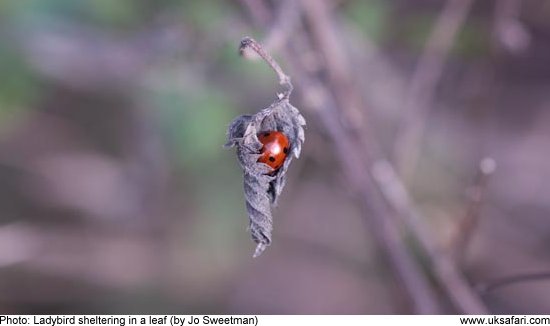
left=0, top=0, right=549, bottom=314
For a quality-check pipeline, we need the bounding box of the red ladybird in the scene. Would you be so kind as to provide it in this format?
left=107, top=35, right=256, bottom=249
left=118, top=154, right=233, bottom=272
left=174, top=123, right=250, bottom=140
left=257, top=131, right=290, bottom=171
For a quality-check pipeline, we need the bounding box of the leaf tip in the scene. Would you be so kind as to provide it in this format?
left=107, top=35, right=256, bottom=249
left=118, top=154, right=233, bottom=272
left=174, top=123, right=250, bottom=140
left=252, top=243, right=267, bottom=258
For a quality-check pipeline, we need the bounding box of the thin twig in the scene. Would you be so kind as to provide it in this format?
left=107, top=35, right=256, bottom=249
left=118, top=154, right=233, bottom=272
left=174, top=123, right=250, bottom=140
left=296, top=0, right=487, bottom=314
left=291, top=59, right=441, bottom=314
left=300, top=0, right=379, bottom=155
left=478, top=271, right=550, bottom=293
left=393, top=0, right=475, bottom=182
left=291, top=23, right=442, bottom=316
left=449, top=157, right=496, bottom=264
left=263, top=0, right=300, bottom=53
left=293, top=7, right=441, bottom=313
left=372, top=160, right=489, bottom=314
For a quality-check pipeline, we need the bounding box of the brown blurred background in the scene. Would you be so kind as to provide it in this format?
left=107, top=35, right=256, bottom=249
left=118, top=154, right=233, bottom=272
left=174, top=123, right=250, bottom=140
left=0, top=0, right=549, bottom=314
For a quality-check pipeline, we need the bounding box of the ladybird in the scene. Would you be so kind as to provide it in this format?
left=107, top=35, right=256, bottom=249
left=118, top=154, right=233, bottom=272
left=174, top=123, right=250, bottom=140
left=257, top=131, right=290, bottom=171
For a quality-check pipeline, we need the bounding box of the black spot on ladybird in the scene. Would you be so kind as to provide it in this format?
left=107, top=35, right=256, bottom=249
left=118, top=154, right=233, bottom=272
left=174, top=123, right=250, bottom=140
left=264, top=132, right=270, bottom=137
left=283, top=147, right=289, bottom=154
left=269, top=156, right=275, bottom=162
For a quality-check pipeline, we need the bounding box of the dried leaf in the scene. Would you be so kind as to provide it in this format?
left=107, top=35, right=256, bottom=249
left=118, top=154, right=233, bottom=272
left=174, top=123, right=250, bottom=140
left=226, top=96, right=305, bottom=257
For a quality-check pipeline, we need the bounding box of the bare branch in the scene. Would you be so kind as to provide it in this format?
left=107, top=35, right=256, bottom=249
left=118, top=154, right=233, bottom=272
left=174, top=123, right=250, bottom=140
left=478, top=271, right=550, bottom=293
left=292, top=62, right=441, bottom=314
left=393, top=0, right=475, bottom=182
left=297, top=0, right=487, bottom=314
left=263, top=0, right=300, bottom=53
left=300, top=0, right=379, bottom=154
left=372, top=160, right=489, bottom=314
left=449, top=157, right=496, bottom=264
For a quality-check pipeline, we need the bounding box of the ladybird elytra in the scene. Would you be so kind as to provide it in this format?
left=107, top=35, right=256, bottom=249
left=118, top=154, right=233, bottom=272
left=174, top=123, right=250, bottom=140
left=257, top=131, right=290, bottom=171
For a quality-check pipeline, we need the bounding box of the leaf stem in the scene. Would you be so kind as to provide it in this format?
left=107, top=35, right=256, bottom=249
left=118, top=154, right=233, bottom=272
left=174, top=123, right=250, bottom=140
left=239, top=37, right=293, bottom=98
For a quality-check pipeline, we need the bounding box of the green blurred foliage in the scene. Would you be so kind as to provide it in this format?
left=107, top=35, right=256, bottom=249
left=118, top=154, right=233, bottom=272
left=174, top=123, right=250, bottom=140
left=343, top=0, right=489, bottom=59
left=454, top=19, right=491, bottom=59
left=393, top=11, right=490, bottom=58
left=0, top=41, right=37, bottom=131
left=343, top=0, right=391, bottom=43
left=150, top=78, right=248, bottom=254
left=155, top=89, right=233, bottom=169
left=0, top=0, right=148, bottom=30
left=181, top=0, right=236, bottom=33
left=0, top=0, right=252, bottom=260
